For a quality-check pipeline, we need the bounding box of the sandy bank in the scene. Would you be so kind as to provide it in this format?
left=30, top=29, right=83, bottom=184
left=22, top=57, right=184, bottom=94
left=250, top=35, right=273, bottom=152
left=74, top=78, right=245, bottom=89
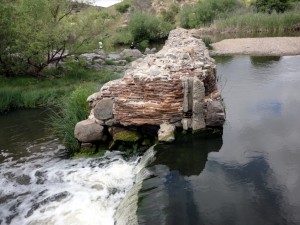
left=210, top=37, right=300, bottom=56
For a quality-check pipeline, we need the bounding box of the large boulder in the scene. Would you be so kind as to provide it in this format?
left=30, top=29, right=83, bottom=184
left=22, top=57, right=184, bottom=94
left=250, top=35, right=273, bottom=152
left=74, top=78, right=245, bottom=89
left=93, top=98, right=114, bottom=120
left=74, top=119, right=104, bottom=143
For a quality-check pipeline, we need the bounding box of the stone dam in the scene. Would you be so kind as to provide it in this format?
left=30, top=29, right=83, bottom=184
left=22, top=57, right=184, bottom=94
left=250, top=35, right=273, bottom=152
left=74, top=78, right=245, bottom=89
left=74, top=28, right=225, bottom=150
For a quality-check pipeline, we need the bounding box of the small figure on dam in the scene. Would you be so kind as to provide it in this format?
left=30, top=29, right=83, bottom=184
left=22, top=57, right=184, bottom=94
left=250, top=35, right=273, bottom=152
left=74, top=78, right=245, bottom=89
left=130, top=42, right=135, bottom=49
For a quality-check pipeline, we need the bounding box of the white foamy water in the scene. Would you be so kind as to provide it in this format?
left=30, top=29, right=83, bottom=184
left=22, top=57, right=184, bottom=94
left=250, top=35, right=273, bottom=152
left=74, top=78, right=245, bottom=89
left=0, top=139, right=142, bottom=225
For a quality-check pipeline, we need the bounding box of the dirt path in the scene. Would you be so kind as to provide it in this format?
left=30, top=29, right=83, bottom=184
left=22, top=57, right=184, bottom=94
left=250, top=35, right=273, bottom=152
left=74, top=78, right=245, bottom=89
left=210, top=37, right=300, bottom=56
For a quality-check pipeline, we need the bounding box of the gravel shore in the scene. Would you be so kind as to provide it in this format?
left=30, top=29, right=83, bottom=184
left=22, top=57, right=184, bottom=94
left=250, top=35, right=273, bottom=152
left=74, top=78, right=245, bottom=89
left=210, top=37, right=300, bottom=56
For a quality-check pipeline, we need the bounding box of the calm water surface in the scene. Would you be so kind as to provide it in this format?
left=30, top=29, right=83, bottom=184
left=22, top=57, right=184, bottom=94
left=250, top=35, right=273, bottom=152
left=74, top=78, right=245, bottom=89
left=137, top=55, right=300, bottom=225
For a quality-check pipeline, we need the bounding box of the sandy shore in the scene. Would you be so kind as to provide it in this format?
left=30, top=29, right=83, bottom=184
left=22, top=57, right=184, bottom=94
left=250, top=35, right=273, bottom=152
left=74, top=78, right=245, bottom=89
left=210, top=37, right=300, bottom=56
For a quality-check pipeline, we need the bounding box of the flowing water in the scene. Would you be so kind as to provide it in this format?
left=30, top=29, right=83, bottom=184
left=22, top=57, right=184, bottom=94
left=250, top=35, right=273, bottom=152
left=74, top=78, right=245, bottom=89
left=1, top=55, right=300, bottom=225
left=0, top=110, right=151, bottom=225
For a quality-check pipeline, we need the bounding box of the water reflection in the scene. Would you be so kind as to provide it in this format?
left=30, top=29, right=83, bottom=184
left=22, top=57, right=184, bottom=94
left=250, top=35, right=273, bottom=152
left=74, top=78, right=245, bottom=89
left=137, top=56, right=300, bottom=225
left=137, top=134, right=223, bottom=225
left=250, top=56, right=281, bottom=67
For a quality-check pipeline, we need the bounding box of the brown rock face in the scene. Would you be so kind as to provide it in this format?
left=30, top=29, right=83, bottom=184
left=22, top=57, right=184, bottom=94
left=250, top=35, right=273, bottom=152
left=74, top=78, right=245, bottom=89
left=81, top=28, right=225, bottom=139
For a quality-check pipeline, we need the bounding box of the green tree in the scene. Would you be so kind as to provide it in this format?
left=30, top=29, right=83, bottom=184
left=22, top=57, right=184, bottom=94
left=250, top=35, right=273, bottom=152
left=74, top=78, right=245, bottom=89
left=128, top=12, right=174, bottom=42
left=1, top=0, right=108, bottom=77
left=255, top=0, right=291, bottom=13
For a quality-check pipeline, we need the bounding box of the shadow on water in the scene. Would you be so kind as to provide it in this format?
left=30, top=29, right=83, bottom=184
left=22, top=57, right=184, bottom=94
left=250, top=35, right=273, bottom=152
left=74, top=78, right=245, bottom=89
left=137, top=133, right=223, bottom=225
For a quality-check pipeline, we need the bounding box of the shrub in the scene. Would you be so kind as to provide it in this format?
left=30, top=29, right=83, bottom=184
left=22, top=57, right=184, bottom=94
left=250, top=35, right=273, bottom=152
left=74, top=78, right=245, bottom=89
left=115, top=2, right=131, bottom=13
left=161, top=4, right=180, bottom=23
left=128, top=11, right=174, bottom=42
left=180, top=0, right=240, bottom=28
left=255, top=0, right=291, bottom=13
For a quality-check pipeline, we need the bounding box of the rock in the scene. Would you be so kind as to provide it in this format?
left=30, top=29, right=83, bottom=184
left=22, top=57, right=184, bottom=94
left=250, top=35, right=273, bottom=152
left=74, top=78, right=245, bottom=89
left=206, top=101, right=226, bottom=127
left=94, top=98, right=114, bottom=120
left=115, top=60, right=127, bottom=66
left=107, top=52, right=121, bottom=60
left=191, top=77, right=206, bottom=131
left=80, top=53, right=106, bottom=63
left=158, top=123, right=176, bottom=143
left=109, top=127, right=141, bottom=142
left=182, top=118, right=192, bottom=130
left=74, top=119, right=104, bottom=143
left=144, top=48, right=151, bottom=55
left=120, top=49, right=143, bottom=58
left=105, top=118, right=119, bottom=126
left=144, top=48, right=156, bottom=55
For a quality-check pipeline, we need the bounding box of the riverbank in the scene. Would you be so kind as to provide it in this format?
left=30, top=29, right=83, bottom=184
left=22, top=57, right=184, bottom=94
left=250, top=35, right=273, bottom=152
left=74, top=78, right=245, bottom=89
left=210, top=36, right=300, bottom=56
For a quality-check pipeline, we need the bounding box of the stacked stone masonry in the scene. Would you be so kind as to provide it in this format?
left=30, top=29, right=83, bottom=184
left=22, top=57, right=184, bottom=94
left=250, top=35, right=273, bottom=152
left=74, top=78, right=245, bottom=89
left=75, top=28, right=225, bottom=144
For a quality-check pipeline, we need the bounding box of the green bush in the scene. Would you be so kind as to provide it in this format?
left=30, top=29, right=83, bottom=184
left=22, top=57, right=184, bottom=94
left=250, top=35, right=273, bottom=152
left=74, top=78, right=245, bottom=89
left=179, top=5, right=196, bottom=28
left=180, top=0, right=240, bottom=28
left=128, top=11, right=174, bottom=42
left=161, top=4, right=180, bottom=23
left=115, top=2, right=131, bottom=13
left=255, top=0, right=291, bottom=13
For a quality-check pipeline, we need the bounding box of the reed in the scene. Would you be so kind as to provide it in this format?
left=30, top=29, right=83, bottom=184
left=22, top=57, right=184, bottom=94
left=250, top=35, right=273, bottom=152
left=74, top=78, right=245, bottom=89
left=49, top=86, right=95, bottom=153
left=215, top=12, right=300, bottom=33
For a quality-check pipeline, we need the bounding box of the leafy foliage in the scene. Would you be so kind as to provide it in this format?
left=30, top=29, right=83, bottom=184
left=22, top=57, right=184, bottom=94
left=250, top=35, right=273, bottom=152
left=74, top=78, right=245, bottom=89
left=161, top=4, right=180, bottom=23
left=0, top=0, right=111, bottom=77
left=115, top=1, right=131, bottom=13
left=255, top=0, right=291, bottom=13
left=179, top=0, right=240, bottom=28
left=128, top=11, right=174, bottom=42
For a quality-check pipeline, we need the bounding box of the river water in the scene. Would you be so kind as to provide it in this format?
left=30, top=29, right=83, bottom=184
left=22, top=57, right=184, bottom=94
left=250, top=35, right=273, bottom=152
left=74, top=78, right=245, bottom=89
left=1, top=55, right=300, bottom=225
left=136, top=55, right=300, bottom=225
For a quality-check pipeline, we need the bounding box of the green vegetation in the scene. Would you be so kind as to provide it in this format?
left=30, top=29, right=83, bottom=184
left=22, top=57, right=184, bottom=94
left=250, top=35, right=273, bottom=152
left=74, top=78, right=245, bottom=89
left=0, top=62, right=118, bottom=113
left=179, top=0, right=240, bottom=28
left=50, top=86, right=94, bottom=152
left=255, top=0, right=291, bottom=13
left=128, top=11, right=174, bottom=43
left=178, top=0, right=300, bottom=33
left=115, top=0, right=131, bottom=13
left=161, top=4, right=180, bottom=23
left=215, top=11, right=300, bottom=32
left=0, top=0, right=115, bottom=77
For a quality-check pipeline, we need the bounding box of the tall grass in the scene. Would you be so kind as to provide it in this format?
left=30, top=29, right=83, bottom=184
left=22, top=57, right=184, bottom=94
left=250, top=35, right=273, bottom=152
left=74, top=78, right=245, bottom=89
left=50, top=86, right=94, bottom=153
left=215, top=11, right=300, bottom=33
left=0, top=63, right=118, bottom=113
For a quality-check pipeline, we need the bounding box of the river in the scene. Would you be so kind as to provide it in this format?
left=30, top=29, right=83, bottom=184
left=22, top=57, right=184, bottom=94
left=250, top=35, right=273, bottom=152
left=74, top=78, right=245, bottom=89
left=1, top=55, right=300, bottom=225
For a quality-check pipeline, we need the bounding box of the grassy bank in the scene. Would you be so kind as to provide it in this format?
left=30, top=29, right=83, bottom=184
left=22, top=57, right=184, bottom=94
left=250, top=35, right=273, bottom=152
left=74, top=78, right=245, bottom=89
left=50, top=86, right=95, bottom=153
left=215, top=11, right=300, bottom=33
left=0, top=63, right=118, bottom=113
left=1, top=62, right=119, bottom=154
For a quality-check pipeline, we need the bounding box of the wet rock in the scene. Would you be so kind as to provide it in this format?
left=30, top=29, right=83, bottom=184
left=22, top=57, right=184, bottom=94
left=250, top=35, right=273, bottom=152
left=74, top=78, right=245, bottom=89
left=109, top=127, right=142, bottom=142
left=205, top=101, right=226, bottom=127
left=158, top=123, right=176, bottom=143
left=182, top=118, right=192, bottom=130
left=94, top=98, right=114, bottom=120
left=191, top=77, right=206, bottom=131
left=74, top=119, right=104, bottom=143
